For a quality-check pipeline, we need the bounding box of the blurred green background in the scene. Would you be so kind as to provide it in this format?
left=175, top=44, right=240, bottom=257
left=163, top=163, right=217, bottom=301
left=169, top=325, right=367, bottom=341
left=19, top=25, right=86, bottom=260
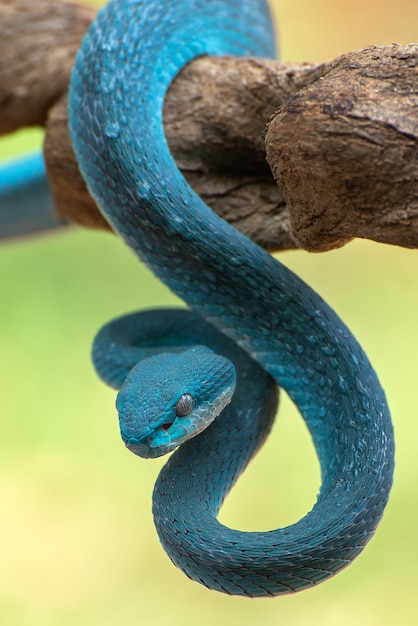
left=0, top=1, right=417, bottom=624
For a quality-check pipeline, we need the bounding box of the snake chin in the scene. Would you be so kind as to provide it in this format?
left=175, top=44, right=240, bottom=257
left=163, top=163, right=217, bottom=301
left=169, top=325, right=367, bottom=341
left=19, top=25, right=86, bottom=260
left=116, top=345, right=237, bottom=459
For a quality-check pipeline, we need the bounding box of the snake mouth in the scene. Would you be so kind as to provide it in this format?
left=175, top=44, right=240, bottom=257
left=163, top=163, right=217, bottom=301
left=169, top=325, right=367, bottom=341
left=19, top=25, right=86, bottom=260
left=126, top=440, right=169, bottom=459
left=122, top=431, right=160, bottom=458
left=122, top=419, right=203, bottom=459
left=121, top=424, right=180, bottom=459
left=124, top=439, right=151, bottom=457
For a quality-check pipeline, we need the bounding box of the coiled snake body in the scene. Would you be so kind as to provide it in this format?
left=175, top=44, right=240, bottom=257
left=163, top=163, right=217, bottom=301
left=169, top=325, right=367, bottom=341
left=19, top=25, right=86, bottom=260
left=68, top=0, right=394, bottom=597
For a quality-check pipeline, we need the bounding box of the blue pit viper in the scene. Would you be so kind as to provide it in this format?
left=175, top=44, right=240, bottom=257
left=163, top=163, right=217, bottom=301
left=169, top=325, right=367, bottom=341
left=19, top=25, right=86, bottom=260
left=1, top=0, right=395, bottom=598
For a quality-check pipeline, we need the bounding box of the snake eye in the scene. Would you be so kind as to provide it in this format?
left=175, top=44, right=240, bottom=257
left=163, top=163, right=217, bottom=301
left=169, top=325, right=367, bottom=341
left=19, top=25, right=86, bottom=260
left=175, top=393, right=194, bottom=417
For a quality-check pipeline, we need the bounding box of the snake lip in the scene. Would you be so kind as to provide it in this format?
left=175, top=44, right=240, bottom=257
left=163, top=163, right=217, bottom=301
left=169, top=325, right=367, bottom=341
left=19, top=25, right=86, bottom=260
left=122, top=426, right=175, bottom=459
left=122, top=433, right=158, bottom=458
left=125, top=441, right=149, bottom=456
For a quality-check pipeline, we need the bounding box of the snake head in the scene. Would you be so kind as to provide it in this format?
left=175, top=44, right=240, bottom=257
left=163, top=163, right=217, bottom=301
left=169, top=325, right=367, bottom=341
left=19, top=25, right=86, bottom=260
left=116, top=345, right=236, bottom=458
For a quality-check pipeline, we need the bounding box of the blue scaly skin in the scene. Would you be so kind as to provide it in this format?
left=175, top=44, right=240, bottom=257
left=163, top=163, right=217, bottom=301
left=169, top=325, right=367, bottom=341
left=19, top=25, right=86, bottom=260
left=0, top=152, right=65, bottom=240
left=66, top=0, right=392, bottom=597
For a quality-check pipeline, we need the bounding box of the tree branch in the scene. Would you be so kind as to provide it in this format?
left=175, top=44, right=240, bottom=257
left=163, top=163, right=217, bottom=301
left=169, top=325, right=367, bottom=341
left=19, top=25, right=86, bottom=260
left=1, top=1, right=417, bottom=251
left=0, top=0, right=95, bottom=132
left=266, top=44, right=418, bottom=251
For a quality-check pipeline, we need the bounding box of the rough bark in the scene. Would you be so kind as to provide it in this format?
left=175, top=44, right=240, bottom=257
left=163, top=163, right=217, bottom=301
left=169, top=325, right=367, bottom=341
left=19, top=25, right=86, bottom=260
left=1, top=1, right=417, bottom=252
left=0, top=0, right=95, bottom=133
left=266, top=44, right=418, bottom=251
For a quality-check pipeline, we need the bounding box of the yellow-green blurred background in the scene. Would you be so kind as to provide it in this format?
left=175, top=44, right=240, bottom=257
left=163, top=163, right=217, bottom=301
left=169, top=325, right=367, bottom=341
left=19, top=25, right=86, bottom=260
left=0, top=1, right=417, bottom=624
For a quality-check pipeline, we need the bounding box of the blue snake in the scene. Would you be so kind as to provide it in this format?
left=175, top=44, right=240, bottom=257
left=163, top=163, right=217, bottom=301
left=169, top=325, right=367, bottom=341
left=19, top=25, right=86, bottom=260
left=1, top=0, right=395, bottom=598
left=0, top=152, right=64, bottom=240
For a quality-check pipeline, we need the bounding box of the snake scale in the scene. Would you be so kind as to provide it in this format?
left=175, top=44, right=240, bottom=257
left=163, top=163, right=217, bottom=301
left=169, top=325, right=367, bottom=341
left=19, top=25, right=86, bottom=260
left=0, top=0, right=395, bottom=598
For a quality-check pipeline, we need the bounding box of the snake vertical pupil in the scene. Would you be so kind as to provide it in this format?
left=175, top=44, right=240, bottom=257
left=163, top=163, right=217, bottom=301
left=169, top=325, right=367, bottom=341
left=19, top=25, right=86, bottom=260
left=175, top=393, right=194, bottom=416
